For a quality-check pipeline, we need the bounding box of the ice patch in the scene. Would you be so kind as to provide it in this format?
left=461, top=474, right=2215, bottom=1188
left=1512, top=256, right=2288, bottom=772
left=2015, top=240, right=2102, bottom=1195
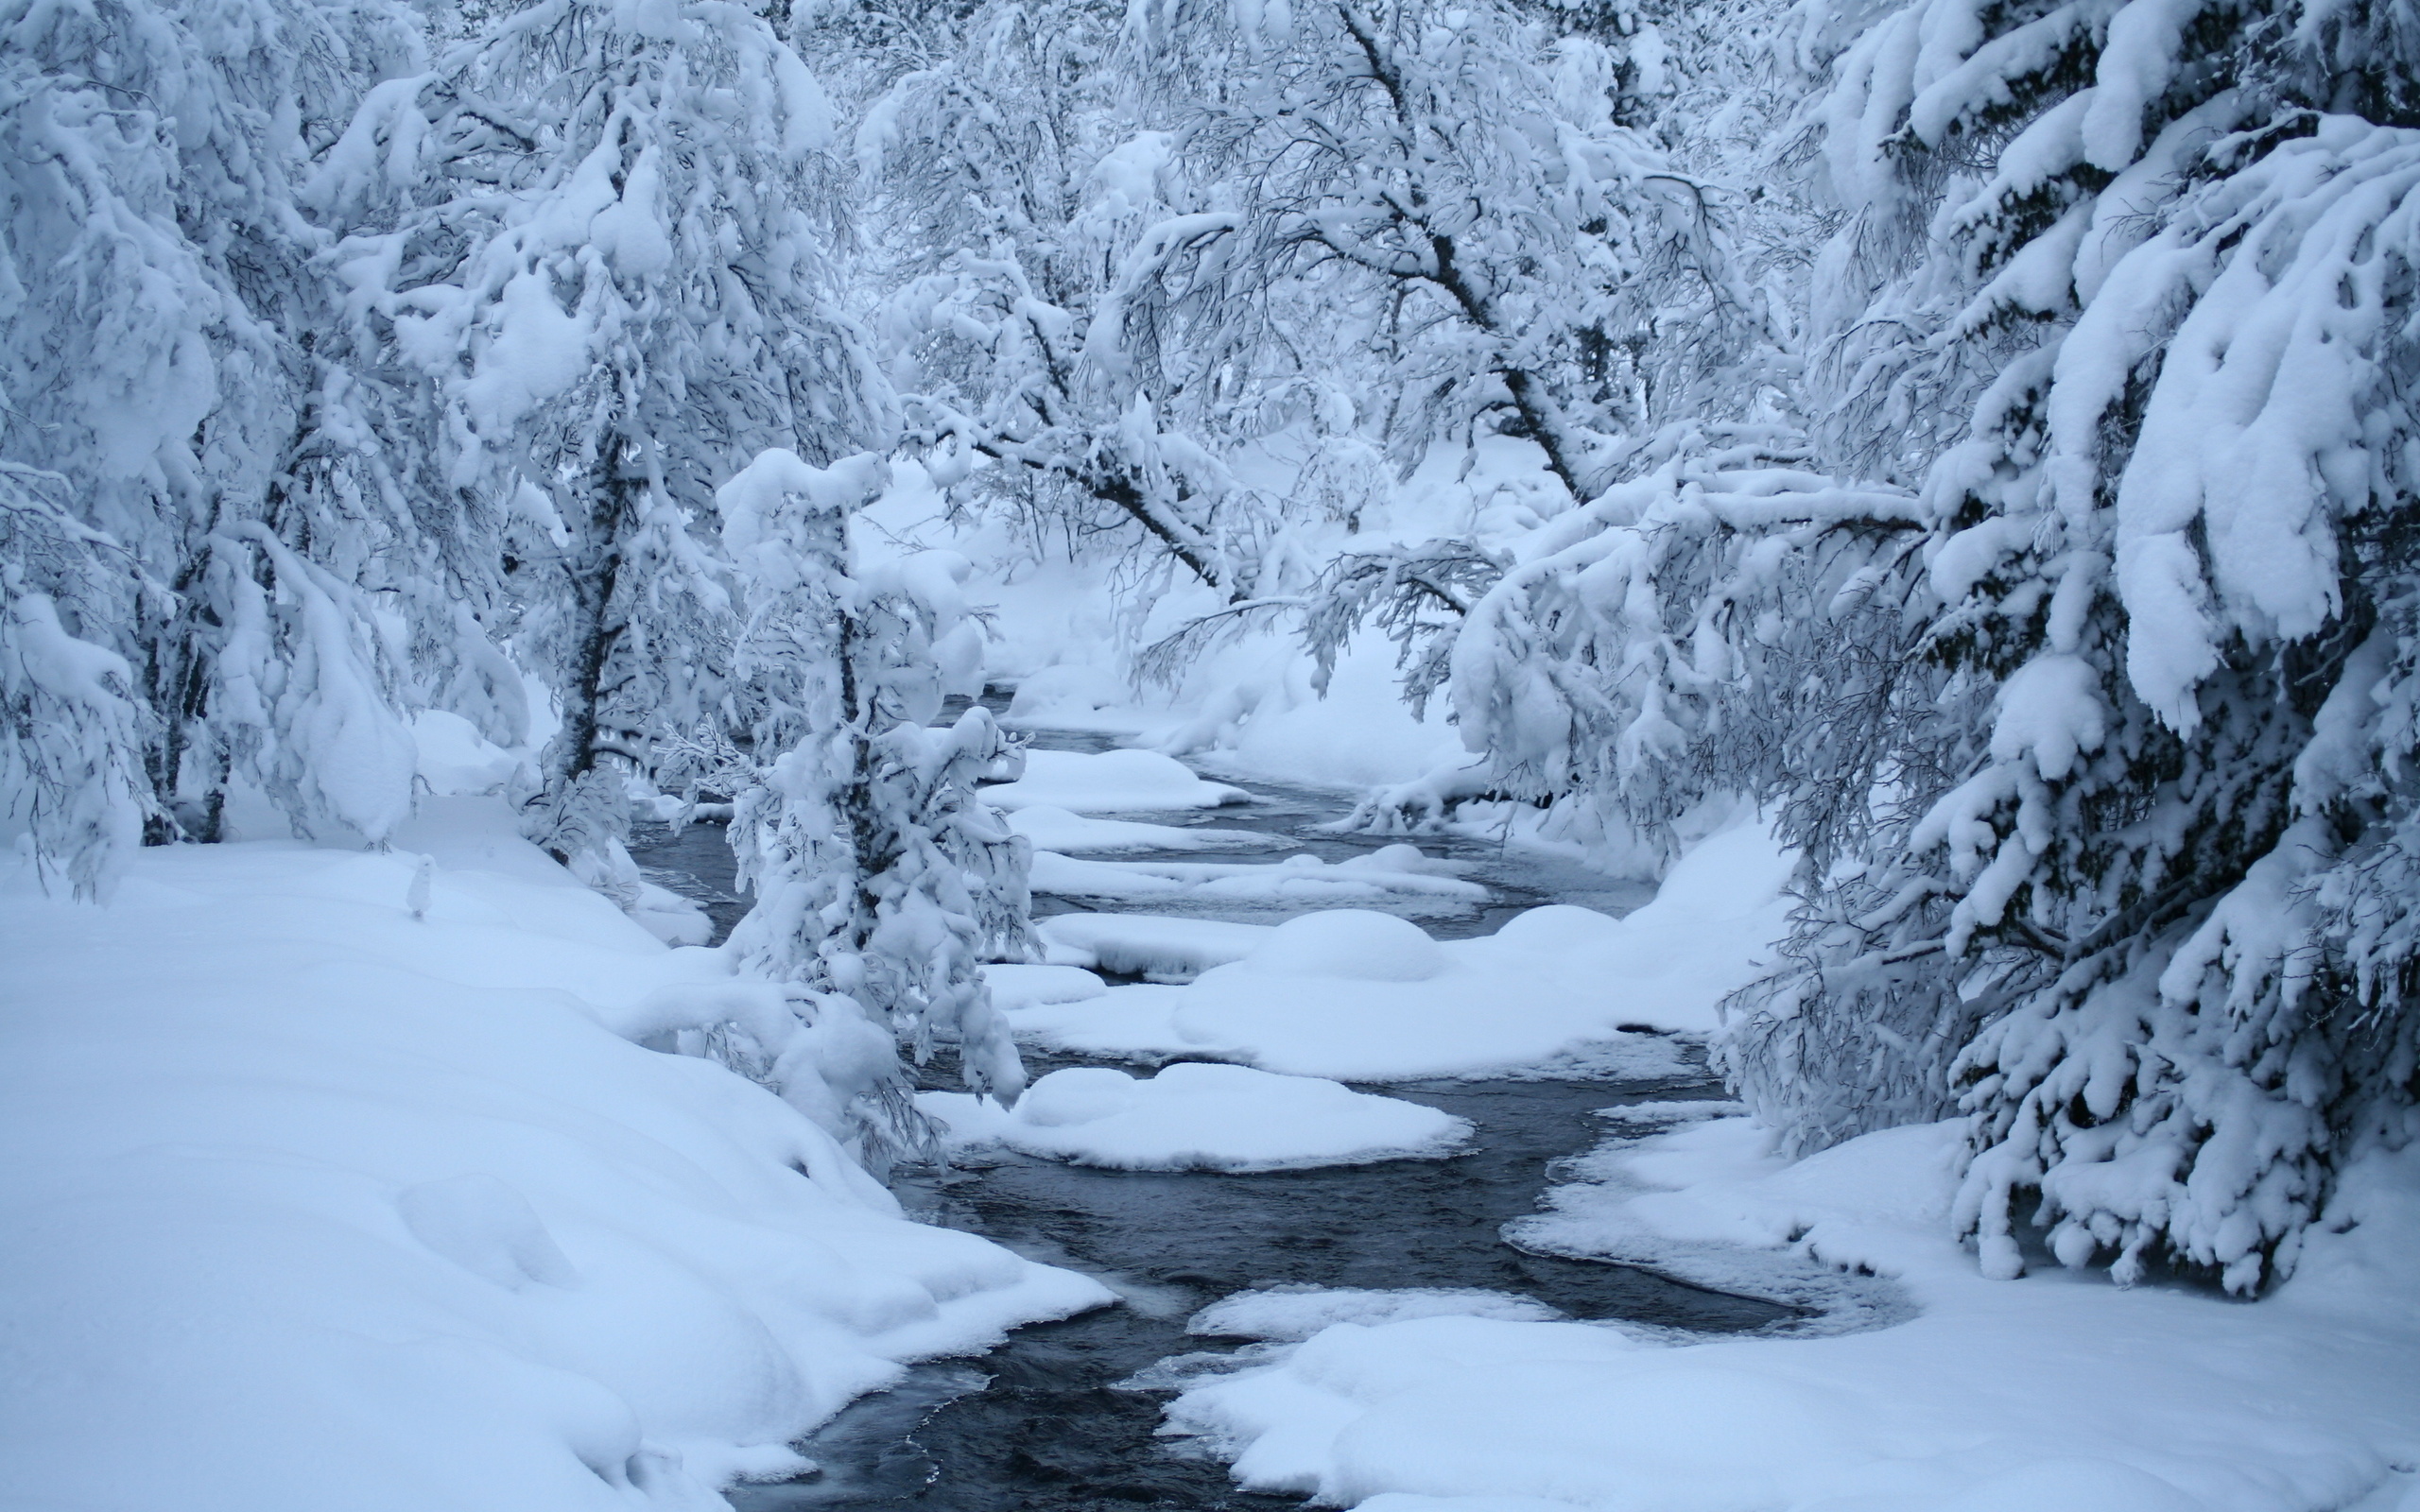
left=980, top=962, right=1108, bottom=1011
left=1157, top=1119, right=2420, bottom=1512
left=1007, top=881, right=1745, bottom=1081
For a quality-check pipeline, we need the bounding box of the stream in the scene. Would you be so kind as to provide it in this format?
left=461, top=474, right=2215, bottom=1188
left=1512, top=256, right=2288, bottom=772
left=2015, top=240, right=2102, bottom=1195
left=630, top=717, right=1795, bottom=1511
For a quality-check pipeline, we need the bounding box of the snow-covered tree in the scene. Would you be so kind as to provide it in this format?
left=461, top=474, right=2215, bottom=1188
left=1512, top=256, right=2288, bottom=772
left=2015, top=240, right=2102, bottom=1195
left=1762, top=0, right=2420, bottom=1293
left=1158, top=0, right=1756, bottom=504
left=0, top=0, right=448, bottom=879
left=1404, top=0, right=2420, bottom=1292
left=717, top=448, right=1030, bottom=1166
left=848, top=0, right=1282, bottom=597
left=0, top=464, right=160, bottom=898
left=320, top=0, right=889, bottom=890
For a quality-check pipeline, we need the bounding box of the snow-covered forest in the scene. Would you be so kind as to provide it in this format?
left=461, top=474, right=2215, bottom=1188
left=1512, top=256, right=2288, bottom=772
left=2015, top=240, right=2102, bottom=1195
left=5, top=0, right=2418, bottom=1507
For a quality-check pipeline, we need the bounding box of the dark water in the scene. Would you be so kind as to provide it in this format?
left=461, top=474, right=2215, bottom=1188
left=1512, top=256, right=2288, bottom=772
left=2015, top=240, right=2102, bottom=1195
left=630, top=706, right=1789, bottom=1512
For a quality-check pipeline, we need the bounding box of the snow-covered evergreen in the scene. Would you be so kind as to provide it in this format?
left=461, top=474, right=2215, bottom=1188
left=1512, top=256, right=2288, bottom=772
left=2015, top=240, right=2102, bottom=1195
left=1399, top=0, right=2420, bottom=1290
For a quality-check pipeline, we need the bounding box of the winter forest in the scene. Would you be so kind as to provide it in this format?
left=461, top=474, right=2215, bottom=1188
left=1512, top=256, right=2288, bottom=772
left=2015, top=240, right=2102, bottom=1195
left=5, top=0, right=2419, bottom=1506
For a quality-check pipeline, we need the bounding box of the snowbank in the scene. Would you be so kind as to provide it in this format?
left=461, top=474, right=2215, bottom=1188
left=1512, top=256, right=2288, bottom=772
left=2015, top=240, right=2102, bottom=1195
left=1036, top=913, right=1278, bottom=979
left=980, top=961, right=1109, bottom=1011
left=1189, top=1287, right=1564, bottom=1342
left=979, top=747, right=1253, bottom=813
left=918, top=1062, right=1470, bottom=1172
left=0, top=805, right=1111, bottom=1512
left=1007, top=804, right=1295, bottom=855
left=411, top=709, right=525, bottom=795
left=1161, top=1109, right=2420, bottom=1512
left=1029, top=844, right=1487, bottom=912
left=1007, top=909, right=1674, bottom=1079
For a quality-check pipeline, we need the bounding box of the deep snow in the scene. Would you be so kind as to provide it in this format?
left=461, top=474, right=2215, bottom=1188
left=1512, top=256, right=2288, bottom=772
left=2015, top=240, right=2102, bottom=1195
left=0, top=803, right=1109, bottom=1512
left=1157, top=1111, right=2420, bottom=1512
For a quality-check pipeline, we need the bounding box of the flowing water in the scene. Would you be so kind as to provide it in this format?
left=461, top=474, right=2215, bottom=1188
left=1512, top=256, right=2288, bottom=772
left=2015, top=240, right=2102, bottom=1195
left=630, top=715, right=1794, bottom=1512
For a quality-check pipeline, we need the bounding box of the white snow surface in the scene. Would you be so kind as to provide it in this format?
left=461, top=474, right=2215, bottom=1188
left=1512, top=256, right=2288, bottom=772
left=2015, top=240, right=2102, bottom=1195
left=979, top=961, right=1110, bottom=1011
left=1035, top=912, right=1278, bottom=979
left=410, top=710, right=527, bottom=796
left=1190, top=1287, right=1565, bottom=1342
left=1006, top=804, right=1295, bottom=855
left=1029, top=844, right=1486, bottom=911
left=917, top=1062, right=1471, bottom=1172
left=1163, top=1111, right=2420, bottom=1512
left=1008, top=821, right=1790, bottom=1080
left=0, top=804, right=1111, bottom=1512
left=978, top=747, right=1253, bottom=813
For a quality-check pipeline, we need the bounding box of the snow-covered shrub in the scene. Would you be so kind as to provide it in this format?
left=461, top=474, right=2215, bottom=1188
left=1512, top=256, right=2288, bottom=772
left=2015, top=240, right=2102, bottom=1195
left=718, top=449, right=1031, bottom=1167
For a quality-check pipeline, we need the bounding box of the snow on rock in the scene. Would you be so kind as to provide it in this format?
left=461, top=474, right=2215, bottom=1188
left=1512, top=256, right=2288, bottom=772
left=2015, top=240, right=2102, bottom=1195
left=980, top=962, right=1109, bottom=1011
left=979, top=747, right=1253, bottom=814
left=1163, top=1112, right=2420, bottom=1512
left=1189, top=1287, right=1564, bottom=1342
left=1028, top=846, right=1486, bottom=912
left=918, top=1062, right=1470, bottom=1172
left=1008, top=822, right=1791, bottom=1080
left=1244, top=906, right=1451, bottom=980
left=1035, top=913, right=1277, bottom=979
left=1007, top=804, right=1297, bottom=855
left=0, top=805, right=1111, bottom=1512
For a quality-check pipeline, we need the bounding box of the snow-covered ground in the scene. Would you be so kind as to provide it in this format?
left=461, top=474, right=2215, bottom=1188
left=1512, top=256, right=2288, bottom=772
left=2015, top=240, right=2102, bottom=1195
left=0, top=803, right=1109, bottom=1512
left=1160, top=1111, right=2420, bottom=1512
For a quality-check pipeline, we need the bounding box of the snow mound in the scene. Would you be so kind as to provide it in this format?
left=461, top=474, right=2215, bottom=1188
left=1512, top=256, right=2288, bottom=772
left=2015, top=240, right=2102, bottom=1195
left=0, top=811, right=1110, bottom=1512
left=1189, top=1286, right=1564, bottom=1342
left=980, top=747, right=1253, bottom=813
left=918, top=1062, right=1470, bottom=1172
left=1036, top=913, right=1276, bottom=980
left=980, top=962, right=1108, bottom=1012
left=1234, top=909, right=1451, bottom=982
left=1028, top=850, right=1486, bottom=912
left=1007, top=804, right=1295, bottom=855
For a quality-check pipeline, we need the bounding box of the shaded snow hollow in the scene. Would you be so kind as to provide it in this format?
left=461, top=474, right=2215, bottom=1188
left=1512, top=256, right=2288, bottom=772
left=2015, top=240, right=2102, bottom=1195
left=0, top=800, right=1109, bottom=1512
